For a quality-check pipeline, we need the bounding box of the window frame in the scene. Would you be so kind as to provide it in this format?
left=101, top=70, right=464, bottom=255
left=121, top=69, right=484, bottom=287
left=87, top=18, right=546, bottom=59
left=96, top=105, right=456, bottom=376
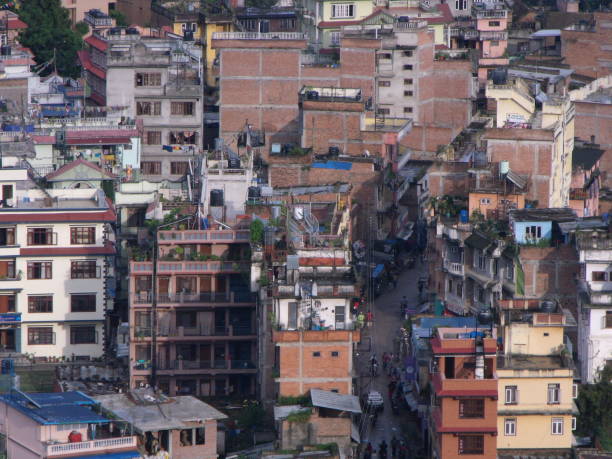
left=171, top=101, right=195, bottom=116
left=551, top=417, right=563, bottom=435
left=458, top=399, right=485, bottom=419
left=70, top=227, right=95, bottom=245
left=145, top=131, right=162, bottom=145
left=458, top=435, right=484, bottom=455
left=135, top=72, right=162, bottom=87
left=70, top=325, right=97, bottom=344
left=503, top=418, right=516, bottom=436
left=28, top=295, right=53, bottom=313
left=70, top=260, right=100, bottom=279
left=27, top=261, right=52, bottom=280
left=331, top=3, right=355, bottom=19
left=27, top=227, right=56, bottom=246
left=378, top=80, right=391, bottom=87
left=141, top=161, right=162, bottom=175
left=28, top=327, right=54, bottom=345
left=504, top=385, right=518, bottom=405
left=547, top=383, right=560, bottom=404
left=170, top=162, right=189, bottom=175
left=71, top=294, right=97, bottom=313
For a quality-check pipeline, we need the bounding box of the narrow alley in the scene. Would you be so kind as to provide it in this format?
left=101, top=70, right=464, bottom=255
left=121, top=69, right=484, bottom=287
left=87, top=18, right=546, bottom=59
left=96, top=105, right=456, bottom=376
left=357, top=259, right=428, bottom=459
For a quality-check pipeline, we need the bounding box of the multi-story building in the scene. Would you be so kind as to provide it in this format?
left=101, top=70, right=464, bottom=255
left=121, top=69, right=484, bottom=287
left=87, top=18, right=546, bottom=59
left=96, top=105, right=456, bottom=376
left=0, top=390, right=139, bottom=459
left=574, top=223, right=612, bottom=383
left=61, top=0, right=111, bottom=25
left=496, top=299, right=577, bottom=458
left=128, top=219, right=256, bottom=397
left=474, top=5, right=509, bottom=86
left=428, top=327, right=499, bottom=458
left=486, top=78, right=575, bottom=208
left=0, top=168, right=116, bottom=359
left=80, top=27, right=203, bottom=180
left=263, top=199, right=360, bottom=397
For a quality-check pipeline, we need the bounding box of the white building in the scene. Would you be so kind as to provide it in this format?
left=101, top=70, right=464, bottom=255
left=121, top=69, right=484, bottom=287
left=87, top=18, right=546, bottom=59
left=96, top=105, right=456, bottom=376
left=575, top=223, right=612, bottom=383
left=0, top=168, right=116, bottom=359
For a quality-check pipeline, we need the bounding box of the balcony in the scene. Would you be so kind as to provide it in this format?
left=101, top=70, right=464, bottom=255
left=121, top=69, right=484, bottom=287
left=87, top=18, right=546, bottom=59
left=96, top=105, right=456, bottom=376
left=130, top=260, right=250, bottom=274
left=212, top=32, right=306, bottom=40
left=443, top=259, right=465, bottom=276
left=133, top=324, right=255, bottom=340
left=158, top=229, right=250, bottom=243
left=273, top=284, right=357, bottom=298
left=476, top=9, right=507, bottom=19
left=136, top=359, right=258, bottom=374
left=479, top=30, right=508, bottom=41
left=132, top=291, right=256, bottom=305
left=432, top=372, right=497, bottom=396
left=47, top=436, right=137, bottom=458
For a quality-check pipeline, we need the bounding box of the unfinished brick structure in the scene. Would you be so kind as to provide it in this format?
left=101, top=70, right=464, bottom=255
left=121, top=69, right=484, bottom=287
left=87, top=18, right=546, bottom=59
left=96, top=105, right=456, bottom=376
left=561, top=13, right=612, bottom=79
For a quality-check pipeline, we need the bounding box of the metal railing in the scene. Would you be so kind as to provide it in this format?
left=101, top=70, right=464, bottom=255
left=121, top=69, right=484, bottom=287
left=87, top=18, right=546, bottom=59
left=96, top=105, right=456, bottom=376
left=131, top=260, right=250, bottom=273
left=132, top=291, right=256, bottom=304
left=212, top=32, right=306, bottom=40
left=47, top=437, right=137, bottom=457
left=158, top=229, right=250, bottom=242
left=157, top=359, right=256, bottom=371
left=443, top=259, right=465, bottom=276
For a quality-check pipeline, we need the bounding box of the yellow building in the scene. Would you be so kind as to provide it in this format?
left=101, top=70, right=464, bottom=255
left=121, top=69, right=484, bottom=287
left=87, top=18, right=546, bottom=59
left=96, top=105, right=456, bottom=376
left=496, top=299, right=578, bottom=457
left=202, top=14, right=235, bottom=87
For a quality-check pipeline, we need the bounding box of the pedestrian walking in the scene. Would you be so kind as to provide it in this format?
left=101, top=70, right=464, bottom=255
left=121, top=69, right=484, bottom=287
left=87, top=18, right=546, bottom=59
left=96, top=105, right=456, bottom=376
left=391, top=436, right=399, bottom=458
left=366, top=310, right=373, bottom=327
left=364, top=442, right=373, bottom=459
left=357, top=312, right=365, bottom=329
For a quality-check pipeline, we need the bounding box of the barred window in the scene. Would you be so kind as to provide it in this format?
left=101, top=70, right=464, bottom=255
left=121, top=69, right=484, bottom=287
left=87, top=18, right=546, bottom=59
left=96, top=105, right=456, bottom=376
left=136, top=101, right=161, bottom=116
left=141, top=161, right=162, bottom=175
left=70, top=227, right=95, bottom=245
left=458, top=435, right=484, bottom=455
left=459, top=399, right=485, bottom=418
left=171, top=162, right=189, bottom=175
left=71, top=294, right=96, bottom=312
left=28, top=296, right=53, bottom=313
left=70, top=260, right=99, bottom=279
left=27, top=228, right=56, bottom=245
left=70, top=325, right=97, bottom=344
left=135, top=73, right=161, bottom=87
left=28, top=327, right=54, bottom=345
left=145, top=131, right=162, bottom=145
left=171, top=102, right=194, bottom=116
left=27, top=261, right=52, bottom=279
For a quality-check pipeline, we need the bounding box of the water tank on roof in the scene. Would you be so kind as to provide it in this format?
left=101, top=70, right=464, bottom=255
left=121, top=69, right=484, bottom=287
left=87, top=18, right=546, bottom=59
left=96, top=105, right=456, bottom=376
left=210, top=189, right=224, bottom=207
left=478, top=309, right=493, bottom=325
left=500, top=160, right=509, bottom=175
left=491, top=68, right=508, bottom=85
left=460, top=209, right=469, bottom=223
left=248, top=186, right=260, bottom=199
left=126, top=27, right=139, bottom=35
left=228, top=157, right=240, bottom=169
left=540, top=300, right=556, bottom=313
left=109, top=27, right=121, bottom=35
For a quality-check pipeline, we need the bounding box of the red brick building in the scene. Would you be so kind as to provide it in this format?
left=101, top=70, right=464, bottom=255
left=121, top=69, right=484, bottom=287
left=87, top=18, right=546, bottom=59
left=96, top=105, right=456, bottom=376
left=561, top=13, right=612, bottom=79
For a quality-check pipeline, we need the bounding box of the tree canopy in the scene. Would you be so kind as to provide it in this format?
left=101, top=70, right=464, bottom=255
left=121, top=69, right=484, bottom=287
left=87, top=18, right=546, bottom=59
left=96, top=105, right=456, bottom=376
left=18, top=0, right=83, bottom=78
left=576, top=364, right=612, bottom=449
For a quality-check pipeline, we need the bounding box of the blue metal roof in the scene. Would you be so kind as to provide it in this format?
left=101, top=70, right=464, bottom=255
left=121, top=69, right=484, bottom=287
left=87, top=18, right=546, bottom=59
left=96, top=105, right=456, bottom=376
left=311, top=161, right=353, bottom=171
left=372, top=264, right=385, bottom=278
left=0, top=391, right=110, bottom=425
left=67, top=451, right=141, bottom=459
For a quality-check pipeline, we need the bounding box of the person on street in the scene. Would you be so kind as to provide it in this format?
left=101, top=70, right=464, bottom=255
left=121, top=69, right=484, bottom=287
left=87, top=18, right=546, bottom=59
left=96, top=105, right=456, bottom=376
left=382, top=352, right=389, bottom=370
left=357, top=312, right=365, bottom=329
left=364, top=442, right=373, bottom=459
left=391, top=436, right=399, bottom=458
left=378, top=440, right=388, bottom=459
left=366, top=310, right=373, bottom=327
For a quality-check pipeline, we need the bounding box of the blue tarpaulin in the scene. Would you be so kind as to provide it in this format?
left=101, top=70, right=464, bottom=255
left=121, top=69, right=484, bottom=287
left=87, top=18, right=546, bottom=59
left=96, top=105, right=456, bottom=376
left=372, top=264, right=385, bottom=278
left=68, top=451, right=141, bottom=459
left=311, top=161, right=352, bottom=170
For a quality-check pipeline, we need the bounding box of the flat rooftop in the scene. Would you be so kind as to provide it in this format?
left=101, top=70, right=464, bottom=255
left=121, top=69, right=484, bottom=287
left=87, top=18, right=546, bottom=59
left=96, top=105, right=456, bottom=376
left=95, top=389, right=227, bottom=434
left=497, top=354, right=570, bottom=371
left=509, top=207, right=577, bottom=222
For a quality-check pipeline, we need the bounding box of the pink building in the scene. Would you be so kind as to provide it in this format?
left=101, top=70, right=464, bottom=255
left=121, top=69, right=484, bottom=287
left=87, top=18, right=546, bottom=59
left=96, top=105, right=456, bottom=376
left=476, top=8, right=509, bottom=86
left=0, top=391, right=139, bottom=459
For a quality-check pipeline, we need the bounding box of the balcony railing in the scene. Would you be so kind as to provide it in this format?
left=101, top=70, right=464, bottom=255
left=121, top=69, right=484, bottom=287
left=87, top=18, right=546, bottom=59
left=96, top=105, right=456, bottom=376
left=479, top=30, right=508, bottom=41
left=131, top=261, right=250, bottom=274
left=212, top=32, right=306, bottom=40
left=47, top=436, right=137, bottom=457
left=158, top=229, right=250, bottom=242
left=132, top=291, right=256, bottom=305
left=443, top=259, right=465, bottom=276
left=476, top=9, right=507, bottom=18
left=154, top=359, right=257, bottom=371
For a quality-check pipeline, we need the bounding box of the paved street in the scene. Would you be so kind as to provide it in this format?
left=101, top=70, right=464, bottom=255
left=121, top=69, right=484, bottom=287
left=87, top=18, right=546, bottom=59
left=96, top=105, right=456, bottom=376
left=357, top=258, right=428, bottom=458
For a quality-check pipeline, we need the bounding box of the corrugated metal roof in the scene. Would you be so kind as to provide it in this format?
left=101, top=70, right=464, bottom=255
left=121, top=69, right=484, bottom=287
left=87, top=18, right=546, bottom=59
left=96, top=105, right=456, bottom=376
left=310, top=389, right=361, bottom=413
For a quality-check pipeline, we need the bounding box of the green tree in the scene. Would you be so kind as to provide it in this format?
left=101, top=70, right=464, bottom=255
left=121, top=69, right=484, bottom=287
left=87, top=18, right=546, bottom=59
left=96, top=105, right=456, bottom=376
left=18, top=0, right=83, bottom=78
left=576, top=365, right=612, bottom=449
left=109, top=9, right=128, bottom=27
left=75, top=21, right=89, bottom=37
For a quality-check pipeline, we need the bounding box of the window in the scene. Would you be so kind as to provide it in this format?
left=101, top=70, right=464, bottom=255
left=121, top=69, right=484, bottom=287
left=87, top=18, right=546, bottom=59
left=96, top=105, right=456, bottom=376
left=504, top=418, right=516, bottom=436
left=71, top=260, right=99, bottom=279
left=506, top=261, right=514, bottom=280
left=27, top=261, right=52, bottom=280
left=335, top=306, right=345, bottom=328
left=455, top=0, right=467, bottom=9
left=71, top=294, right=96, bottom=312
left=136, top=101, right=161, bottom=116
left=572, top=417, right=577, bottom=431
left=27, top=228, right=56, bottom=246
left=404, top=78, right=413, bottom=85
left=403, top=64, right=413, bottom=70
left=288, top=301, right=298, bottom=329
left=480, top=198, right=491, bottom=205
left=0, top=227, right=15, bottom=246
left=458, top=435, right=484, bottom=455
left=195, top=427, right=205, bottom=444
left=331, top=351, right=339, bottom=357
left=330, top=31, right=341, bottom=46
left=489, top=20, right=500, bottom=26
left=28, top=296, right=53, bottom=313
left=70, top=325, right=97, bottom=344
left=141, top=161, right=162, bottom=175
left=404, top=90, right=414, bottom=96
left=313, top=351, right=321, bottom=357
left=505, top=385, right=517, bottom=404
left=135, top=72, right=161, bottom=87
left=377, top=108, right=390, bottom=115
left=475, top=250, right=487, bottom=270
left=169, top=131, right=197, bottom=145
left=551, top=417, right=563, bottom=435
left=592, top=271, right=607, bottom=281
left=403, top=107, right=413, bottom=114
left=171, top=101, right=195, bottom=116
left=548, top=384, right=560, bottom=404
left=572, top=384, right=578, bottom=399
left=378, top=80, right=391, bottom=87
left=70, top=227, right=95, bottom=245
left=378, top=53, right=392, bottom=60
left=491, top=40, right=499, bottom=46
left=145, top=131, right=162, bottom=145
left=0, top=295, right=15, bottom=312
left=331, top=3, right=355, bottom=18
left=28, top=327, right=54, bottom=345
left=171, top=162, right=189, bottom=175
left=605, top=311, right=612, bottom=328
left=403, top=50, right=413, bottom=57
left=459, top=399, right=485, bottom=418
left=279, top=18, right=296, bottom=30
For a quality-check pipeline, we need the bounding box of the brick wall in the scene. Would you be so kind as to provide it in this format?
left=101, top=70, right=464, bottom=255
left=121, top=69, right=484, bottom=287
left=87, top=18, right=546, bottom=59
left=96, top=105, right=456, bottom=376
left=561, top=13, right=612, bottom=78
left=574, top=100, right=612, bottom=187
